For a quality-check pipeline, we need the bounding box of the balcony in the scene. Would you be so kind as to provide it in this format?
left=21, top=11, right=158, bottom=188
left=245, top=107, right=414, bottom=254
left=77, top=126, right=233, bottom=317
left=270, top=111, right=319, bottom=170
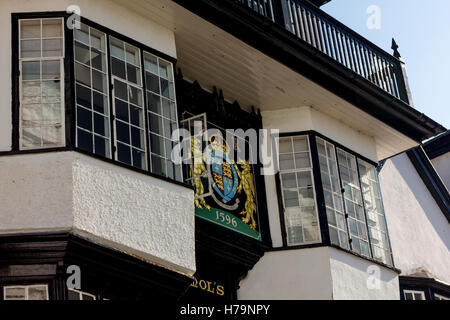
left=238, top=0, right=409, bottom=103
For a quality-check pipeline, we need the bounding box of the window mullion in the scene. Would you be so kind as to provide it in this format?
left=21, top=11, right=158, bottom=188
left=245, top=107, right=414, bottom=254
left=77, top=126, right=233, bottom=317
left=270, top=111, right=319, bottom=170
left=309, top=133, right=329, bottom=245
left=141, top=48, right=152, bottom=174
left=106, top=36, right=116, bottom=160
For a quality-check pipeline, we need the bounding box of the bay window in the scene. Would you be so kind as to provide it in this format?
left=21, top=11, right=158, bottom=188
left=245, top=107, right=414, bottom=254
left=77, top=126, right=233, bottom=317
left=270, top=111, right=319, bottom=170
left=13, top=14, right=184, bottom=184
left=72, top=21, right=181, bottom=179
left=277, top=133, right=393, bottom=266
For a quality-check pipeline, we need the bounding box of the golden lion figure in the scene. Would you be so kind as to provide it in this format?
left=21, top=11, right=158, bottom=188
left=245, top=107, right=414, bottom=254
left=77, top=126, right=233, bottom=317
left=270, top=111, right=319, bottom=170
left=236, top=161, right=257, bottom=230
left=191, top=136, right=211, bottom=210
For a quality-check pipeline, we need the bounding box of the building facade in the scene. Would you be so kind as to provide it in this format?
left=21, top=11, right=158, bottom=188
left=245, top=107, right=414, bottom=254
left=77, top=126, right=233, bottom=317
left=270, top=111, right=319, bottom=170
left=0, top=0, right=448, bottom=300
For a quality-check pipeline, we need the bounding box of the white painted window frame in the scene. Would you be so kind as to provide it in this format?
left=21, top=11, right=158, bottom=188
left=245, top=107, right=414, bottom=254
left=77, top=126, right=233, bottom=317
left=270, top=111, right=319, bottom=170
left=404, top=290, right=426, bottom=300
left=18, top=18, right=66, bottom=150
left=277, top=135, right=322, bottom=246
left=68, top=288, right=96, bottom=300
left=336, top=148, right=371, bottom=258
left=74, top=23, right=112, bottom=158
left=316, top=137, right=349, bottom=249
left=111, top=75, right=147, bottom=170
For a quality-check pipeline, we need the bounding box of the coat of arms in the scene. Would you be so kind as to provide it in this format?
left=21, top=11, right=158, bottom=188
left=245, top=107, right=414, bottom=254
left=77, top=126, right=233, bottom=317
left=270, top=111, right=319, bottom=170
left=183, top=114, right=260, bottom=239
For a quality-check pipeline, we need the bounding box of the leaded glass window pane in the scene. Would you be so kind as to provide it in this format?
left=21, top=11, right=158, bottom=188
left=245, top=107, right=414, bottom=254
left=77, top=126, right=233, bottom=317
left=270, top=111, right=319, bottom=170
left=358, top=159, right=392, bottom=265
left=144, top=52, right=182, bottom=181
left=337, top=148, right=370, bottom=257
left=278, top=136, right=320, bottom=246
left=109, top=37, right=147, bottom=170
left=316, top=137, right=349, bottom=249
left=75, top=23, right=111, bottom=158
left=19, top=18, right=65, bottom=150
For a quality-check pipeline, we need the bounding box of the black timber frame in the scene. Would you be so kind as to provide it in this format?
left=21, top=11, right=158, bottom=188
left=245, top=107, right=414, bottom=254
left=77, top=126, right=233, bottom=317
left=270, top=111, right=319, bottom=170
left=407, top=146, right=450, bottom=224
left=400, top=276, right=450, bottom=300
left=175, top=72, right=272, bottom=300
left=0, top=232, right=193, bottom=300
left=424, top=130, right=450, bottom=160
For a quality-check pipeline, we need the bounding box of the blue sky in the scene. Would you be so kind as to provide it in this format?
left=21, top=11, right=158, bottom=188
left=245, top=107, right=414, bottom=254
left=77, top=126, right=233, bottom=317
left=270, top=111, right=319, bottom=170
left=322, top=0, right=450, bottom=130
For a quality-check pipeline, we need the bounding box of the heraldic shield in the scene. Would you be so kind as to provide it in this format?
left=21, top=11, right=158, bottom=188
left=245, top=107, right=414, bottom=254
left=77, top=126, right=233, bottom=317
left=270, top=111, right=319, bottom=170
left=181, top=113, right=261, bottom=241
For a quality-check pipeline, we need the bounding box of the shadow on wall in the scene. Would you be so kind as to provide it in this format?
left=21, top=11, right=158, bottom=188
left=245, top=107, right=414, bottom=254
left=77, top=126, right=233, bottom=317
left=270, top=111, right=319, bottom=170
left=386, top=154, right=450, bottom=253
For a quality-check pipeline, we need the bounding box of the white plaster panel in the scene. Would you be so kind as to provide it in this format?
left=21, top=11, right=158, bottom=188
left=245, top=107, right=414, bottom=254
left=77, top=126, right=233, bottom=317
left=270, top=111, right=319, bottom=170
left=262, top=107, right=378, bottom=162
left=379, top=154, right=450, bottom=283
left=0, top=0, right=176, bottom=151
left=0, top=152, right=195, bottom=276
left=238, top=247, right=399, bottom=300
left=309, top=108, right=378, bottom=162
left=72, top=154, right=195, bottom=275
left=329, top=248, right=399, bottom=300
left=238, top=247, right=334, bottom=300
left=0, top=152, right=74, bottom=232
left=431, top=153, right=450, bottom=192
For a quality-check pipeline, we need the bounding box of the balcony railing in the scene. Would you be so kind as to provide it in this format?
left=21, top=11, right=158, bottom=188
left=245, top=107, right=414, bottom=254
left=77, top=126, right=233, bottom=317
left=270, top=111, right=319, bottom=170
left=239, top=0, right=409, bottom=103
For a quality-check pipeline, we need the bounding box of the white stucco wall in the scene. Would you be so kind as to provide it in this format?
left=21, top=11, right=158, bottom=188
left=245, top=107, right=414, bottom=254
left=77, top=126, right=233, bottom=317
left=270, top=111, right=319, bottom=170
left=0, top=0, right=176, bottom=151
left=431, top=153, right=450, bottom=192
left=261, top=106, right=378, bottom=247
left=0, top=152, right=195, bottom=277
left=238, top=247, right=334, bottom=300
left=329, top=248, right=399, bottom=300
left=380, top=154, right=450, bottom=284
left=238, top=247, right=399, bottom=300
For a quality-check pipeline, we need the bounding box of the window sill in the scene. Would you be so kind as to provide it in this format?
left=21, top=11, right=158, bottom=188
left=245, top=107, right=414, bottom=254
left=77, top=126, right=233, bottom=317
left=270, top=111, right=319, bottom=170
left=269, top=243, right=401, bottom=274
left=329, top=244, right=401, bottom=274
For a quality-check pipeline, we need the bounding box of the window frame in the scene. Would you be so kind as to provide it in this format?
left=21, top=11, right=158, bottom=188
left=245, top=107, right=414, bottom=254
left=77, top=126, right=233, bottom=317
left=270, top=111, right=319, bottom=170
left=12, top=13, right=72, bottom=152
left=10, top=13, right=189, bottom=188
left=67, top=288, right=97, bottom=301
left=3, top=284, right=49, bottom=301
left=275, top=134, right=322, bottom=246
left=274, top=131, right=395, bottom=268
left=74, top=23, right=112, bottom=159
left=335, top=147, right=372, bottom=258
left=404, top=289, right=426, bottom=301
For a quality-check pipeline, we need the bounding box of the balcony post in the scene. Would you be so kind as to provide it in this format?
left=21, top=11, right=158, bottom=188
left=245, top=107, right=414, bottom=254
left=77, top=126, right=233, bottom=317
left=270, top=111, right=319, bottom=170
left=271, top=0, right=293, bottom=32
left=392, top=38, right=414, bottom=106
